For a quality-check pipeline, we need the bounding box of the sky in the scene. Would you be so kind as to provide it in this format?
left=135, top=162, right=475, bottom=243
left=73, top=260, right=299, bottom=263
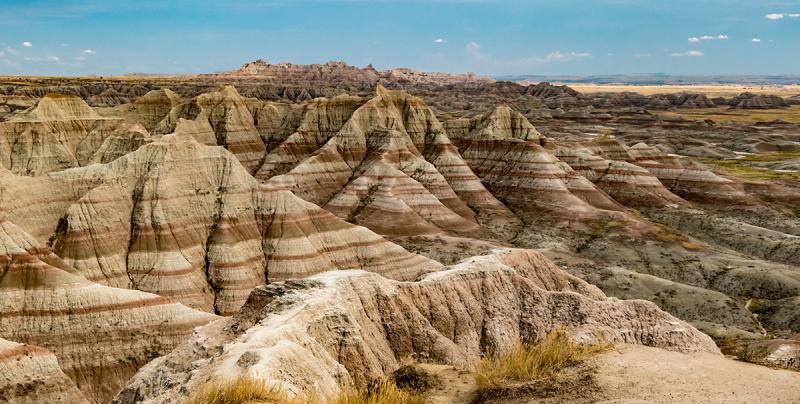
left=1, top=0, right=799, bottom=77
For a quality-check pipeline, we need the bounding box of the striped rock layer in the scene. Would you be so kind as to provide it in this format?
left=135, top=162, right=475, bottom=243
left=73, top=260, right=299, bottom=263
left=579, top=139, right=753, bottom=205
left=623, top=142, right=754, bottom=205
left=0, top=338, right=89, bottom=404
left=551, top=143, right=686, bottom=207
left=0, top=219, right=217, bottom=403
left=154, top=86, right=266, bottom=173
left=256, top=86, right=518, bottom=239
left=0, top=94, right=132, bottom=176
left=0, top=128, right=440, bottom=315
left=115, top=248, right=718, bottom=403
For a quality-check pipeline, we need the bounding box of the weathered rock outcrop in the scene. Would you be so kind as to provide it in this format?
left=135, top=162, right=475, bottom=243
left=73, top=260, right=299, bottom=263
left=0, top=219, right=217, bottom=403
left=0, top=339, right=89, bottom=404
left=447, top=123, right=628, bottom=222
left=259, top=86, right=518, bottom=239
left=727, top=92, right=790, bottom=109
left=114, top=248, right=718, bottom=403
left=0, top=94, right=127, bottom=176
left=155, top=86, right=266, bottom=172
left=553, top=142, right=686, bottom=207
left=624, top=142, right=753, bottom=204
left=0, top=129, right=440, bottom=315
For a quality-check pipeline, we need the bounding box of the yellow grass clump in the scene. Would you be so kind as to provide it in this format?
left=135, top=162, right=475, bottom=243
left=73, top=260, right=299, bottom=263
left=186, top=375, right=424, bottom=404
left=330, top=378, right=425, bottom=404
left=185, top=376, right=308, bottom=404
left=474, top=329, right=608, bottom=391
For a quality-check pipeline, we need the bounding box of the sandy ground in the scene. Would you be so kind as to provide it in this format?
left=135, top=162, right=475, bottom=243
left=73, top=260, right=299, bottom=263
left=422, top=344, right=800, bottom=403
left=593, top=345, right=800, bottom=403
left=569, top=84, right=800, bottom=97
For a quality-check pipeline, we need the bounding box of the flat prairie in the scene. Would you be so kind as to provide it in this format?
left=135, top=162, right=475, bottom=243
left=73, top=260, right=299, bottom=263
left=569, top=84, right=800, bottom=97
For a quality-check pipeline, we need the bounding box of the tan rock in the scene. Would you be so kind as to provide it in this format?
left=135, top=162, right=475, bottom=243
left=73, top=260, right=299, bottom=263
left=114, top=248, right=717, bottom=403
left=0, top=339, right=89, bottom=404
left=0, top=219, right=217, bottom=403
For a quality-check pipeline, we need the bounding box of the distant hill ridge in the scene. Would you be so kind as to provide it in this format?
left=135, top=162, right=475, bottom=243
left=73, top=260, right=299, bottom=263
left=206, top=58, right=495, bottom=86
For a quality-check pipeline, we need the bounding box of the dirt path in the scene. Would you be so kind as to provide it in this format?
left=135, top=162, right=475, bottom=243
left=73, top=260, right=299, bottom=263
left=419, top=345, right=800, bottom=404
left=593, top=344, right=800, bottom=403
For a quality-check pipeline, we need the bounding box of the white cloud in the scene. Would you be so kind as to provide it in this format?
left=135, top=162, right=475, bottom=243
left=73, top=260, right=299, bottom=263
left=689, top=34, right=728, bottom=42
left=466, top=41, right=480, bottom=53
left=82, top=49, right=96, bottom=54
left=22, top=41, right=32, bottom=47
left=789, top=13, right=800, bottom=17
left=751, top=38, right=762, bottom=43
left=671, top=50, right=704, bottom=57
left=46, top=55, right=60, bottom=62
left=766, top=13, right=785, bottom=20
left=4, top=47, right=18, bottom=55
left=433, top=38, right=445, bottom=44
left=539, top=51, right=591, bottom=63
left=74, top=56, right=86, bottom=61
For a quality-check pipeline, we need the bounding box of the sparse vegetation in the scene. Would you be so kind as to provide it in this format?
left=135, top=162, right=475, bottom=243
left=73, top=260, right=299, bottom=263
left=330, top=378, right=425, bottom=404
left=657, top=106, right=800, bottom=125
left=473, top=329, right=609, bottom=392
left=698, top=152, right=800, bottom=181
left=185, top=375, right=308, bottom=404
left=652, top=225, right=706, bottom=251
left=390, top=361, right=442, bottom=393
left=186, top=375, right=425, bottom=404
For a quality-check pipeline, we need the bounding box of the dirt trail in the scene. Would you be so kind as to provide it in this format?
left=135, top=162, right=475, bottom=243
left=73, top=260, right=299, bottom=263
left=420, top=344, right=800, bottom=404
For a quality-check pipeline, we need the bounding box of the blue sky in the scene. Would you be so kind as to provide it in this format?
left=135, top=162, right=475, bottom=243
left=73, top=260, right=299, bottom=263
left=1, top=0, right=799, bottom=76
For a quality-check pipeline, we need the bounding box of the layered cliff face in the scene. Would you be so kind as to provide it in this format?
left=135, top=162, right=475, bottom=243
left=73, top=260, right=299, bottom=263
left=0, top=128, right=440, bottom=315
left=590, top=140, right=753, bottom=205
left=257, top=86, right=519, bottom=240
left=0, top=339, right=89, bottom=404
left=0, top=94, right=130, bottom=176
left=154, top=86, right=266, bottom=172
left=552, top=143, right=686, bottom=207
left=445, top=108, right=634, bottom=227
left=0, top=219, right=218, bottom=403
left=115, top=249, right=718, bottom=403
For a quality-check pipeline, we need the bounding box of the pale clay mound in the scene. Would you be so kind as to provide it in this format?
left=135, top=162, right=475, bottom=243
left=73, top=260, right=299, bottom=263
left=2, top=85, right=800, bottom=402
left=0, top=94, right=132, bottom=176
left=0, top=219, right=218, bottom=403
left=114, top=248, right=717, bottom=403
left=0, top=338, right=89, bottom=404
left=1, top=128, right=440, bottom=315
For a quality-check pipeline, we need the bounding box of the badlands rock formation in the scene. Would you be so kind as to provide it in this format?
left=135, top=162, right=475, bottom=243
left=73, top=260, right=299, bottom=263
left=115, top=249, right=717, bottom=403
left=0, top=219, right=217, bottom=403
left=0, top=339, right=88, bottom=404
left=1, top=128, right=438, bottom=316
left=221, top=59, right=493, bottom=87
left=0, top=94, right=129, bottom=176
left=254, top=86, right=519, bottom=240
left=2, top=78, right=799, bottom=402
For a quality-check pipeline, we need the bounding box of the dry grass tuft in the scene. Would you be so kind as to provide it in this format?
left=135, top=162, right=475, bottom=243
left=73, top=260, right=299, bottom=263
left=391, top=363, right=442, bottom=393
left=474, top=329, right=608, bottom=392
left=185, top=375, right=308, bottom=404
left=330, top=378, right=425, bottom=404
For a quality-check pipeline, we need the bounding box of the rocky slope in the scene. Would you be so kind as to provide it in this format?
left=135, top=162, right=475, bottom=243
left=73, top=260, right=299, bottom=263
left=114, top=249, right=717, bottom=403
left=2, top=80, right=800, bottom=402
left=0, top=94, right=129, bottom=176
left=0, top=219, right=217, bottom=403
left=1, top=128, right=439, bottom=316
left=0, top=339, right=89, bottom=404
